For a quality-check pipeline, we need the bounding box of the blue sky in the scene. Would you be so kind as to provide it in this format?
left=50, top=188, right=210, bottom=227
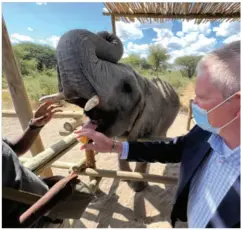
left=2, top=2, right=240, bottom=63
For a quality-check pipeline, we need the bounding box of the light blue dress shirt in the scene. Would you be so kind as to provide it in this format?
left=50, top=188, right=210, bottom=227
left=119, top=134, right=240, bottom=227
left=187, top=134, right=240, bottom=228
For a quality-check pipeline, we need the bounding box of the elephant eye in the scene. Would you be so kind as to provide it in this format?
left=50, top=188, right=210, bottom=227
left=122, top=82, right=132, bottom=94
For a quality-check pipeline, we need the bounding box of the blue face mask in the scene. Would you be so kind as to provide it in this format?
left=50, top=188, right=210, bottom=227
left=191, top=93, right=238, bottom=134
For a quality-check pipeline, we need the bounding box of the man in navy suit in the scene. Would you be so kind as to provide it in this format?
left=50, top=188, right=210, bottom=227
left=75, top=40, right=240, bottom=228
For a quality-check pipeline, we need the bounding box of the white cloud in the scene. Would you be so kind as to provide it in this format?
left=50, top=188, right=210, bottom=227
left=47, top=36, right=60, bottom=48
left=150, top=26, right=216, bottom=64
left=116, top=19, right=173, bottom=42
left=36, top=2, right=47, bottom=5
left=152, top=28, right=184, bottom=50
left=122, top=53, right=129, bottom=58
left=28, top=27, right=33, bottom=31
left=189, top=34, right=216, bottom=53
left=116, top=20, right=143, bottom=42
left=122, top=42, right=150, bottom=59
left=10, top=38, right=19, bottom=44
left=39, top=39, right=48, bottom=44
left=126, top=42, right=150, bottom=58
left=167, top=34, right=216, bottom=64
left=223, top=32, right=241, bottom=44
left=9, top=32, right=60, bottom=48
left=213, top=21, right=240, bottom=37
left=123, top=22, right=216, bottom=63
left=102, top=7, right=108, bottom=13
left=150, top=19, right=218, bottom=64
left=11, top=33, right=34, bottom=42
left=38, top=36, right=60, bottom=48
left=176, top=31, right=184, bottom=37
left=153, top=28, right=173, bottom=40
left=182, top=20, right=211, bottom=35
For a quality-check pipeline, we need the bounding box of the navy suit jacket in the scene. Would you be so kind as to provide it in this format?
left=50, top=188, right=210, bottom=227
left=127, top=125, right=240, bottom=228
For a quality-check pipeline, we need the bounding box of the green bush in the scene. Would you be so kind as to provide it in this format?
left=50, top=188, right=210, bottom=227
left=134, top=68, right=191, bottom=95
left=2, top=74, right=8, bottom=89
left=24, top=73, right=58, bottom=102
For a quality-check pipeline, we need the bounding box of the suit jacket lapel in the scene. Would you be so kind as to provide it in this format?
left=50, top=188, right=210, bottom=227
left=177, top=141, right=211, bottom=197
left=171, top=142, right=212, bottom=225
left=206, top=176, right=240, bottom=228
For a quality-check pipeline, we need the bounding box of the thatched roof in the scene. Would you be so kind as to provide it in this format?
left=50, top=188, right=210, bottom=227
left=103, top=2, right=240, bottom=24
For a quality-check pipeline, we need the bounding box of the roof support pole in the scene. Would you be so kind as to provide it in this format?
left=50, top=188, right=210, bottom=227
left=2, top=17, right=53, bottom=177
left=111, top=14, right=116, bottom=35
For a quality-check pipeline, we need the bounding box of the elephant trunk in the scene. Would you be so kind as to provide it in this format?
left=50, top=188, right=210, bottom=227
left=56, top=29, right=124, bottom=106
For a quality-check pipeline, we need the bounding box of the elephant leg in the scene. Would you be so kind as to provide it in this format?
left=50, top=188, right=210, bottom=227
left=128, top=162, right=148, bottom=192
left=118, top=158, right=132, bottom=172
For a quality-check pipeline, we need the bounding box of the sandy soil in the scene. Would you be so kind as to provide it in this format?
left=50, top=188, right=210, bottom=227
left=2, top=111, right=195, bottom=228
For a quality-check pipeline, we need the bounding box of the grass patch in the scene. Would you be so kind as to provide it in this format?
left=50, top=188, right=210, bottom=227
left=2, top=68, right=195, bottom=113
left=135, top=68, right=196, bottom=112
left=136, top=68, right=192, bottom=95
left=24, top=75, right=58, bottom=102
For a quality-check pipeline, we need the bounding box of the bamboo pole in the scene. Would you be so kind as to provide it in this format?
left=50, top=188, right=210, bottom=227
left=111, top=15, right=116, bottom=35
left=71, top=158, right=87, bottom=173
left=59, top=128, right=72, bottom=136
left=78, top=168, right=178, bottom=184
left=2, top=17, right=52, bottom=177
left=23, top=133, right=77, bottom=174
left=20, top=158, right=73, bottom=170
left=2, top=110, right=83, bottom=119
left=63, top=118, right=83, bottom=132
left=103, top=12, right=240, bottom=20
left=88, top=178, right=102, bottom=193
left=21, top=160, right=179, bottom=184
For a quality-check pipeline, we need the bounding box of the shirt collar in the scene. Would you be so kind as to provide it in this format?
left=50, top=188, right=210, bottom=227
left=208, top=134, right=240, bottom=160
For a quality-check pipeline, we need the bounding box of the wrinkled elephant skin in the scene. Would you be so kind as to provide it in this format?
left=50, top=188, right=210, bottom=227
left=54, top=29, right=180, bottom=192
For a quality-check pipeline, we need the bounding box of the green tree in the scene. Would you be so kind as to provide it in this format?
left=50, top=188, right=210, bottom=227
left=13, top=43, right=56, bottom=76
left=140, top=58, right=151, bottom=69
left=120, top=54, right=143, bottom=68
left=148, top=44, right=169, bottom=76
left=175, top=55, right=203, bottom=78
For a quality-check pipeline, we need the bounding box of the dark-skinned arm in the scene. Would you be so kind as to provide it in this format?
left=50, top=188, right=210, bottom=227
left=9, top=125, right=43, bottom=157
left=8, top=101, right=62, bottom=157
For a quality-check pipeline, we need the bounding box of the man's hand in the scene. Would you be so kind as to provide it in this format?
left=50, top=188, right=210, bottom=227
left=32, top=101, right=63, bottom=127
left=74, top=128, right=113, bottom=152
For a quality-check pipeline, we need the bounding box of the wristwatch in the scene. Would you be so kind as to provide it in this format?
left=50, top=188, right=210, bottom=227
left=111, top=137, right=118, bottom=152
left=28, top=119, right=44, bottom=129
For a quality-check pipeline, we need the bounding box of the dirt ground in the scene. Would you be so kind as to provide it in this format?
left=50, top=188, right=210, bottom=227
left=2, top=111, right=195, bottom=228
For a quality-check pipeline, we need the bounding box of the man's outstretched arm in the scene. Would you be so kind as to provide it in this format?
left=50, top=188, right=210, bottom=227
left=75, top=125, right=201, bottom=164
left=9, top=102, right=62, bottom=156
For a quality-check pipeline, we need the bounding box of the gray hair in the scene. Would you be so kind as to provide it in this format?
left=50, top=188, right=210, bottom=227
left=197, top=40, right=240, bottom=98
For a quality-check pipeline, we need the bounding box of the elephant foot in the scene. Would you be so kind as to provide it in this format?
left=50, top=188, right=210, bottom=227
left=127, top=181, right=148, bottom=192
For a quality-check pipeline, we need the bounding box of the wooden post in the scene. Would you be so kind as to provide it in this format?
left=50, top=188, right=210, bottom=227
left=63, top=118, right=83, bottom=132
left=186, top=99, right=193, bottom=131
left=2, top=110, right=83, bottom=119
left=83, top=138, right=99, bottom=190
left=2, top=17, right=52, bottom=177
left=111, top=15, right=116, bottom=35
left=78, top=168, right=178, bottom=184
left=85, top=148, right=96, bottom=168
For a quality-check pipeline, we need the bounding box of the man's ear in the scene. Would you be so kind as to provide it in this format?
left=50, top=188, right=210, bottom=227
left=235, top=91, right=240, bottom=117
